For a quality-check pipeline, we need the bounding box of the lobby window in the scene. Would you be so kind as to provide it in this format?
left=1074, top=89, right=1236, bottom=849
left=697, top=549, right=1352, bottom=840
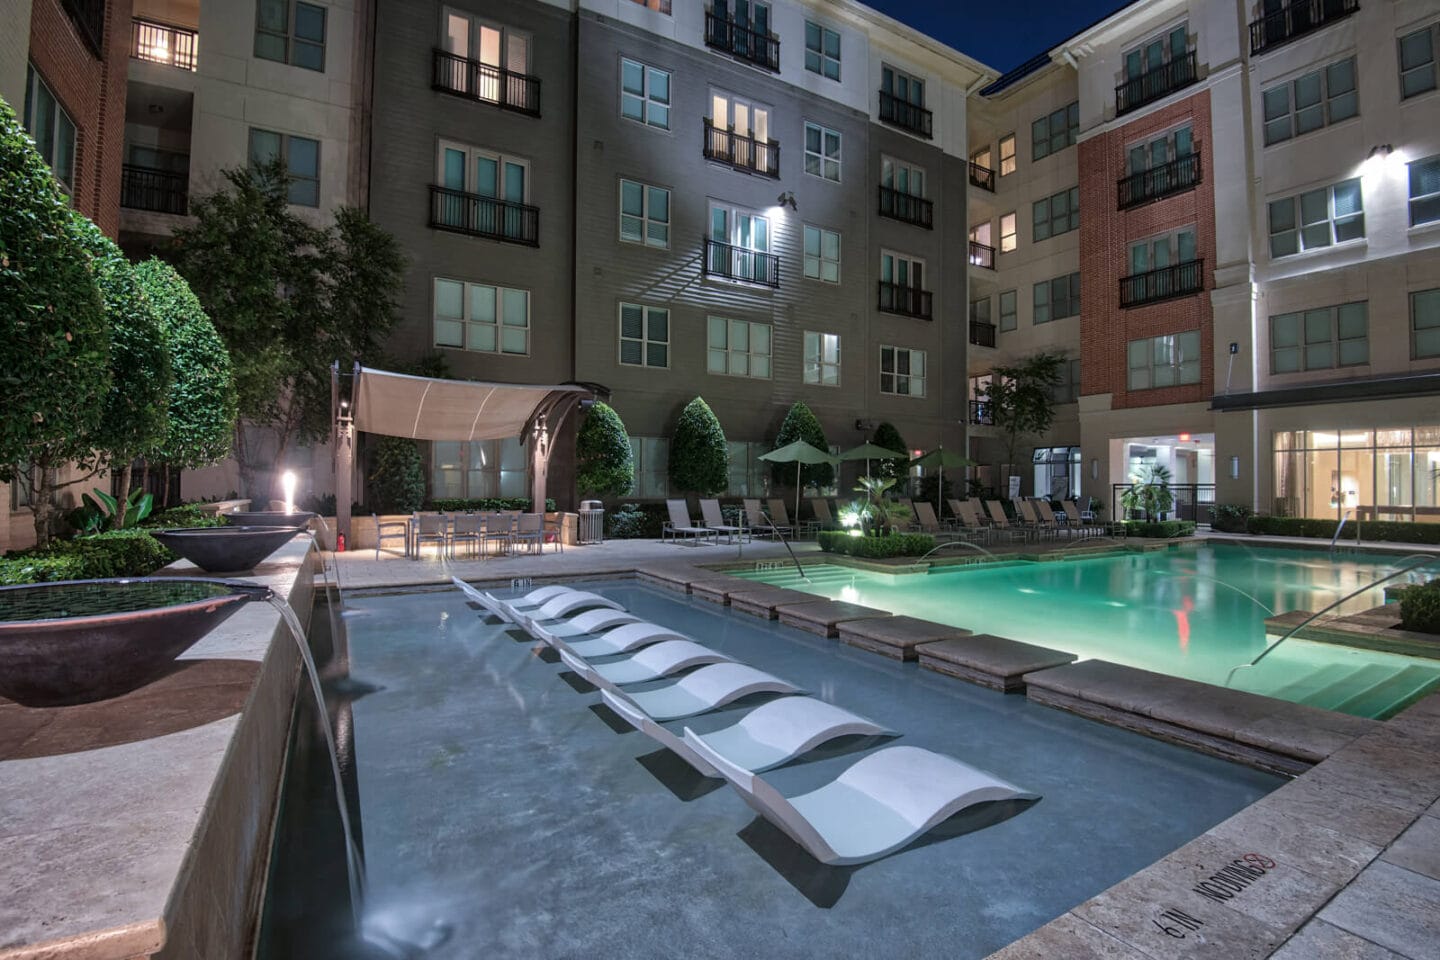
left=619, top=303, right=669, bottom=368
left=1410, top=155, right=1440, bottom=227
left=803, top=225, right=840, bottom=283
left=999, top=133, right=1016, bottom=175
left=1271, top=302, right=1368, bottom=372
left=999, top=212, right=1017, bottom=252
left=803, top=331, right=840, bottom=386
left=248, top=128, right=320, bottom=206
left=432, top=278, right=529, bottom=355
left=255, top=0, right=326, bottom=71
left=879, top=345, right=925, bottom=397
left=1031, top=101, right=1078, bottom=160
left=1032, top=186, right=1079, bottom=241
left=432, top=439, right=528, bottom=500
left=1034, top=272, right=1080, bottom=324
left=619, top=179, right=670, bottom=247
left=629, top=437, right=671, bottom=498
left=1127, top=331, right=1200, bottom=389
left=1268, top=178, right=1363, bottom=258
left=1399, top=24, right=1438, bottom=100
left=804, top=121, right=841, bottom=181
left=1414, top=288, right=1440, bottom=359
left=707, top=317, right=772, bottom=378
left=999, top=290, right=1018, bottom=331
left=1262, top=58, right=1357, bottom=146
left=621, top=58, right=671, bottom=130
left=22, top=65, right=75, bottom=192
left=804, top=21, right=840, bottom=80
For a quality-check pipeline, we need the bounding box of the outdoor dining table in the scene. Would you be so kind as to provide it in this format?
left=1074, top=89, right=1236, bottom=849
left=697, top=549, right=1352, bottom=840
left=404, top=513, right=562, bottom=558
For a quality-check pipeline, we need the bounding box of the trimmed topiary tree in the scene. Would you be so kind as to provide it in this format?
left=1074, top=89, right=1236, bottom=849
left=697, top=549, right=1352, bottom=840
left=770, top=401, right=833, bottom=490
left=668, top=397, right=728, bottom=496
left=575, top=401, right=633, bottom=498
left=369, top=436, right=425, bottom=513
left=871, top=422, right=910, bottom=482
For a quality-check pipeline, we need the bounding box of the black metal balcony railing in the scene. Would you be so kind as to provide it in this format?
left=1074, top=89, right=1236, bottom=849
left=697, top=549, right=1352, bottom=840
left=432, top=49, right=542, bottom=117
left=1119, top=258, right=1204, bottom=308
left=877, top=186, right=934, bottom=229
left=969, top=399, right=995, bottom=425
left=703, top=120, right=780, bottom=178
left=1118, top=151, right=1202, bottom=209
left=120, top=164, right=188, bottom=215
left=969, top=322, right=997, bottom=349
left=704, top=237, right=780, bottom=287
left=968, top=241, right=996, bottom=270
left=131, top=18, right=199, bottom=71
left=969, top=161, right=995, bottom=192
left=704, top=12, right=780, bottom=72
left=878, top=91, right=933, bottom=139
left=1115, top=50, right=1198, bottom=116
left=1250, top=0, right=1359, bottom=56
left=878, top=281, right=932, bottom=320
left=429, top=185, right=539, bottom=246
left=62, top=0, right=106, bottom=56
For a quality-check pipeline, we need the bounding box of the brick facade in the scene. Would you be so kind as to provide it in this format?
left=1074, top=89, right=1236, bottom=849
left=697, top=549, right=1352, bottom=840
left=26, top=0, right=131, bottom=237
left=1077, top=90, right=1216, bottom=410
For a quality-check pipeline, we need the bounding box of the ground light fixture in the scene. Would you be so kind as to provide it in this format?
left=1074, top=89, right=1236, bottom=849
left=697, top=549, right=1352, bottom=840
left=282, top=470, right=297, bottom=514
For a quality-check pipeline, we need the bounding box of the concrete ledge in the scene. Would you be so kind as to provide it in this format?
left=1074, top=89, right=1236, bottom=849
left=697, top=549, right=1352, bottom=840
left=774, top=600, right=889, bottom=638
left=727, top=586, right=826, bottom=620
left=918, top=635, right=1077, bottom=692
left=688, top=576, right=767, bottom=605
left=1263, top=609, right=1440, bottom=660
left=633, top=564, right=708, bottom=592
left=835, top=616, right=973, bottom=661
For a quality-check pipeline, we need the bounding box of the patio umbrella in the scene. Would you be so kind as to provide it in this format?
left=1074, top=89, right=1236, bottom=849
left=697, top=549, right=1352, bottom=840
left=909, top=446, right=977, bottom=511
left=839, top=442, right=910, bottom=478
left=759, top=440, right=839, bottom=526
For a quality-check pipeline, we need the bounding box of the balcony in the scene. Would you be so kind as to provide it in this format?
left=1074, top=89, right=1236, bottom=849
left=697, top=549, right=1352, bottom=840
left=1119, top=259, right=1204, bottom=308
left=703, top=120, right=780, bottom=178
left=1116, top=51, right=1198, bottom=116
left=432, top=48, right=541, bottom=117
left=121, top=165, right=188, bottom=215
left=131, top=18, right=198, bottom=71
left=877, top=186, right=933, bottom=229
left=703, top=238, right=780, bottom=287
left=429, top=185, right=539, bottom=247
left=969, top=161, right=995, bottom=192
left=704, top=12, right=780, bottom=72
left=878, top=91, right=933, bottom=139
left=969, top=322, right=997, bottom=349
left=1250, top=0, right=1359, bottom=56
left=62, top=0, right=105, bottom=56
left=1118, top=151, right=1202, bottom=209
left=878, top=281, right=932, bottom=320
left=968, top=241, right=995, bottom=270
left=968, top=399, right=994, bottom=425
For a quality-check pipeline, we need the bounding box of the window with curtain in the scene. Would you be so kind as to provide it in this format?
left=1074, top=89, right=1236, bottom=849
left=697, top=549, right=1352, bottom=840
left=707, top=317, right=772, bottom=378
left=1270, top=302, right=1368, bottom=373
left=619, top=178, right=670, bottom=247
left=1262, top=58, right=1357, bottom=146
left=1409, top=155, right=1440, bottom=227
left=804, top=21, right=840, bottom=80
left=1268, top=178, right=1364, bottom=258
left=432, top=278, right=529, bottom=355
left=618, top=303, right=669, bottom=367
left=803, top=225, right=840, bottom=282
left=255, top=0, right=326, bottom=70
left=803, top=331, right=840, bottom=386
left=1127, top=331, right=1200, bottom=389
left=621, top=58, right=671, bottom=129
left=430, top=439, right=528, bottom=500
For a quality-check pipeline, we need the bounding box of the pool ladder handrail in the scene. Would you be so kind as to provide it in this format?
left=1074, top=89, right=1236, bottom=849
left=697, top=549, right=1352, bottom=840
left=1224, top=552, right=1438, bottom=688
left=760, top=509, right=811, bottom=583
left=1328, top=508, right=1353, bottom=556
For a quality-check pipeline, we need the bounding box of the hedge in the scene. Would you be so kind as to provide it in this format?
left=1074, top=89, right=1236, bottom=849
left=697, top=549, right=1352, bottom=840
left=606, top=502, right=668, bottom=539
left=0, top=530, right=176, bottom=585
left=1245, top=516, right=1440, bottom=545
left=142, top=504, right=229, bottom=529
left=1399, top=580, right=1440, bottom=634
left=1123, top=520, right=1196, bottom=538
left=425, top=497, right=556, bottom=513
left=1208, top=504, right=1253, bottom=533
left=817, top=531, right=935, bottom=558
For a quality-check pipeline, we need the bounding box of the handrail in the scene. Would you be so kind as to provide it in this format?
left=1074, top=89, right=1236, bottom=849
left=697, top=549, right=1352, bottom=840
left=759, top=510, right=809, bottom=582
left=1328, top=508, right=1352, bottom=556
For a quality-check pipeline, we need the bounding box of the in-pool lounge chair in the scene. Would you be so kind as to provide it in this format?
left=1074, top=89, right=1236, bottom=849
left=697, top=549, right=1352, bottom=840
left=700, top=498, right=746, bottom=543
left=509, top=590, right=624, bottom=627
left=558, top=641, right=732, bottom=689
left=472, top=583, right=575, bottom=621
left=524, top=606, right=641, bottom=641
left=539, top=620, right=687, bottom=657
left=607, top=663, right=802, bottom=720
left=684, top=740, right=1040, bottom=866
left=664, top=500, right=718, bottom=546
left=602, top=690, right=892, bottom=777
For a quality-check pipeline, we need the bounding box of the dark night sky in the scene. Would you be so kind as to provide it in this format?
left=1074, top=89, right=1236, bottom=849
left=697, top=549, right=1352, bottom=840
left=861, top=0, right=1135, bottom=75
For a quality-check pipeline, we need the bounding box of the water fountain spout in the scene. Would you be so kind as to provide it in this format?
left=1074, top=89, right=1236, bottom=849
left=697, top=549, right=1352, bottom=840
left=918, top=539, right=1000, bottom=563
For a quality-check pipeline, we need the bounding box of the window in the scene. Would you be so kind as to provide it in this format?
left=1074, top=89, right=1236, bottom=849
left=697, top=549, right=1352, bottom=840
left=881, top=251, right=924, bottom=290
left=248, top=128, right=320, bottom=206
left=999, top=212, right=1017, bottom=253
left=1271, top=302, right=1368, bottom=373
left=1399, top=24, right=1438, bottom=100
left=255, top=0, right=326, bottom=71
left=1032, top=186, right=1079, bottom=241
left=1413, top=288, right=1440, bottom=359
left=1262, top=58, right=1357, bottom=146
left=620, top=179, right=670, bottom=247
left=621, top=58, right=671, bottom=129
left=9, top=462, right=33, bottom=510
left=971, top=145, right=992, bottom=171
left=628, top=0, right=671, bottom=12
left=804, top=122, right=841, bottom=181
left=1031, top=101, right=1078, bottom=160
left=1034, top=272, right=1080, bottom=324
left=435, top=141, right=529, bottom=239
left=708, top=90, right=775, bottom=172
left=882, top=65, right=924, bottom=107
left=804, top=331, right=840, bottom=386
left=804, top=21, right=840, bottom=80
left=440, top=11, right=534, bottom=108
left=881, top=156, right=924, bottom=197
left=969, top=222, right=991, bottom=249
left=708, top=317, right=772, bottom=378
left=22, top=65, right=75, bottom=192
left=432, top=439, right=528, bottom=500
left=999, top=290, right=1018, bottom=331
left=726, top=441, right=770, bottom=496
left=803, top=225, right=840, bottom=282
left=879, top=346, right=926, bottom=397
left=629, top=436, right=670, bottom=498
left=1126, top=124, right=1194, bottom=174
left=1122, top=22, right=1188, bottom=80
left=1127, top=331, right=1201, bottom=389
left=1129, top=228, right=1198, bottom=274
left=1410, top=155, right=1440, bottom=227
left=707, top=204, right=774, bottom=285
left=619, top=303, right=669, bottom=367
left=970, top=296, right=991, bottom=326
left=999, top=133, right=1016, bottom=176
left=1049, top=359, right=1081, bottom=404
left=1268, top=178, right=1364, bottom=258
left=432, top=278, right=529, bottom=355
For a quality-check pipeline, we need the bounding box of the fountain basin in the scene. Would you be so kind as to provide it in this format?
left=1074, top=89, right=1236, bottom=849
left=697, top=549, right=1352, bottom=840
left=0, top=578, right=272, bottom=707
left=151, top=525, right=305, bottom=574
left=229, top=510, right=318, bottom=528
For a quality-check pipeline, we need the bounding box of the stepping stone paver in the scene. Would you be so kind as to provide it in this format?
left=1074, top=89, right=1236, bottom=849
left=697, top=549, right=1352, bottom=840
left=917, top=634, right=1076, bottom=692
left=836, top=616, right=972, bottom=661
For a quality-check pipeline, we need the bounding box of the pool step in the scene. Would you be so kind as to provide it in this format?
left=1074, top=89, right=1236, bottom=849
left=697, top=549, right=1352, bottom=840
left=1296, top=663, right=1397, bottom=712
left=1330, top=664, right=1440, bottom=720
left=1261, top=663, right=1357, bottom=702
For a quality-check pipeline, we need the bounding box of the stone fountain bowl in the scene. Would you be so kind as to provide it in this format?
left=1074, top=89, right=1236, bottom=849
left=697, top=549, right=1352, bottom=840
left=150, top=525, right=305, bottom=574
left=0, top=578, right=271, bottom=708
left=226, top=510, right=317, bottom=528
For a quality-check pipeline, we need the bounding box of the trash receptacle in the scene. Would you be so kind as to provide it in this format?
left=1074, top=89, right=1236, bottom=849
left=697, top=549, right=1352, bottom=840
left=579, top=500, right=604, bottom=544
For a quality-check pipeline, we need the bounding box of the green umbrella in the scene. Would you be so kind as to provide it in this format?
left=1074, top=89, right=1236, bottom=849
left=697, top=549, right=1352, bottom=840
left=839, top=442, right=910, bottom=478
left=909, top=446, right=978, bottom=512
left=759, top=440, right=839, bottom=526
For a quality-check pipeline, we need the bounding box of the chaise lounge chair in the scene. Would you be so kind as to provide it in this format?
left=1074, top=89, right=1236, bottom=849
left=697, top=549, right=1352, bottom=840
left=602, top=690, right=892, bottom=777
left=524, top=607, right=643, bottom=642
left=743, top=499, right=792, bottom=540
left=606, top=663, right=802, bottom=720
left=700, top=499, right=746, bottom=543
left=510, top=590, right=625, bottom=627
left=664, top=499, right=719, bottom=546
left=539, top=620, right=688, bottom=657
left=558, top=641, right=732, bottom=689
left=471, top=583, right=575, bottom=621
left=683, top=740, right=1040, bottom=865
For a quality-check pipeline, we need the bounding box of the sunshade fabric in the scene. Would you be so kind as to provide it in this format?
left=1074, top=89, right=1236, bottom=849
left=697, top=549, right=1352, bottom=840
left=758, top=440, right=838, bottom=464
left=910, top=447, right=976, bottom=469
left=839, top=442, right=909, bottom=461
left=352, top=366, right=588, bottom=441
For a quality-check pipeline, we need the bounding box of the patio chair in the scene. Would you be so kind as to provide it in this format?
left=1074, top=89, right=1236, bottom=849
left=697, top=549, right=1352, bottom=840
left=1034, top=501, right=1070, bottom=539
left=373, top=512, right=409, bottom=560
left=664, top=499, right=718, bottom=546
left=502, top=589, right=623, bottom=626
left=481, top=512, right=513, bottom=557
left=767, top=498, right=815, bottom=539
left=913, top=501, right=959, bottom=541
left=524, top=607, right=644, bottom=643
left=744, top=499, right=792, bottom=540
left=984, top=500, right=1027, bottom=543
left=603, top=690, right=893, bottom=778
left=700, top=498, right=745, bottom=543
left=1062, top=500, right=1102, bottom=537
left=413, top=513, right=447, bottom=559
left=605, top=662, right=802, bottom=721
left=685, top=740, right=1039, bottom=866
left=537, top=620, right=686, bottom=657
left=447, top=513, right=483, bottom=559
left=895, top=499, right=919, bottom=531
left=949, top=499, right=991, bottom=543
left=511, top=513, right=545, bottom=555
left=558, top=641, right=732, bottom=690
left=1014, top=499, right=1054, bottom=541
left=810, top=498, right=838, bottom=531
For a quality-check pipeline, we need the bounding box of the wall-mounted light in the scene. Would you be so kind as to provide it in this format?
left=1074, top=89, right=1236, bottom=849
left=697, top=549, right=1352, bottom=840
left=775, top=190, right=798, bottom=212
left=1366, top=143, right=1393, bottom=160
left=1229, top=456, right=1241, bottom=480
left=1361, top=143, right=1400, bottom=181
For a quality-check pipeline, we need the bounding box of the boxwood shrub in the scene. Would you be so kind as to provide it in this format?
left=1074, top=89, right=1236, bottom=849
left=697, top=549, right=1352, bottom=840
left=1399, top=579, right=1440, bottom=635
left=605, top=502, right=667, bottom=539
left=817, top=531, right=935, bottom=558
left=0, top=530, right=176, bottom=585
left=1245, top=516, right=1440, bottom=545
left=142, top=504, right=228, bottom=529
left=1123, top=520, right=1196, bottom=538
left=1208, top=504, right=1253, bottom=533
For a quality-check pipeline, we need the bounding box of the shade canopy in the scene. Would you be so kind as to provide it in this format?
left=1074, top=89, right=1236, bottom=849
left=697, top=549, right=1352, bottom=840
left=759, top=440, right=839, bottom=465
left=351, top=366, right=591, bottom=442
left=839, top=443, right=910, bottom=462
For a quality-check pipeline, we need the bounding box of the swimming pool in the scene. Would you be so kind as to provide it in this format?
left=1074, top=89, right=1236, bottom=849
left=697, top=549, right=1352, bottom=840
left=733, top=545, right=1440, bottom=720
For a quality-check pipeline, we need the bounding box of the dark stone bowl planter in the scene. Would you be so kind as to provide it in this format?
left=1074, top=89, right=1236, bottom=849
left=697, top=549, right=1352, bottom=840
left=150, top=525, right=305, bottom=574
left=227, top=510, right=317, bottom=528
left=0, top=578, right=273, bottom=708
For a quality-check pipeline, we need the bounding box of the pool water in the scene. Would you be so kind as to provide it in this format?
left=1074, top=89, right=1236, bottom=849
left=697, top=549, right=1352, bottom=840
left=734, top=545, right=1440, bottom=719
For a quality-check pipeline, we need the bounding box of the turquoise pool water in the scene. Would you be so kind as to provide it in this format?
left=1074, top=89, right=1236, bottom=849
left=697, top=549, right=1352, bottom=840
left=735, top=545, right=1440, bottom=719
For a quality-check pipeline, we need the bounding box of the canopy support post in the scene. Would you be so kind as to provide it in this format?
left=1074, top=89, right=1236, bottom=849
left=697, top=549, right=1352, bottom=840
left=336, top=411, right=354, bottom=544
left=530, top=413, right=549, bottom=514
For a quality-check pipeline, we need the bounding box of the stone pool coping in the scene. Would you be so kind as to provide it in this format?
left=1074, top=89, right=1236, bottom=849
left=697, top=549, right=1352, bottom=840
left=0, top=537, right=316, bottom=960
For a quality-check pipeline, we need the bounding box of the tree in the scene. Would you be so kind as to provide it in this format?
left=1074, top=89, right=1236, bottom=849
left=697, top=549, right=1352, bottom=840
left=871, top=422, right=910, bottom=482
left=770, top=401, right=833, bottom=489
left=136, top=259, right=237, bottom=499
left=981, top=352, right=1066, bottom=486
left=0, top=96, right=111, bottom=547
left=369, top=436, right=425, bottom=513
left=668, top=397, right=728, bottom=496
left=575, top=402, right=633, bottom=498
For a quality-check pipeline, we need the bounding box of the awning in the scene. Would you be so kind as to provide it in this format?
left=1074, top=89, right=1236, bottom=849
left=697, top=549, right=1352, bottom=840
left=351, top=366, right=593, bottom=442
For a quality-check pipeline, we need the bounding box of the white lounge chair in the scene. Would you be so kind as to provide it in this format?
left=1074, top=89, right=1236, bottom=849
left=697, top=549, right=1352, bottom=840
left=610, top=663, right=802, bottom=720
left=472, top=583, right=575, bottom=621
left=684, top=741, right=1040, bottom=866
left=558, top=641, right=732, bottom=689
left=542, top=621, right=688, bottom=658
left=525, top=608, right=646, bottom=643
left=603, top=690, right=892, bottom=777
left=510, top=590, right=624, bottom=627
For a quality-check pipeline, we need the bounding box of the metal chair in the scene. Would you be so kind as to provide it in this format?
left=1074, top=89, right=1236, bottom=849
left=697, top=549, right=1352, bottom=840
left=373, top=512, right=409, bottom=559
left=413, top=513, right=447, bottom=559
left=448, top=513, right=483, bottom=558
left=511, top=513, right=545, bottom=555
left=481, top=513, right=513, bottom=557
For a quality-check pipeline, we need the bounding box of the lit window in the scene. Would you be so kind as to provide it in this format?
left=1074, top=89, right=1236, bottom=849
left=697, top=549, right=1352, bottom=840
left=803, top=331, right=840, bottom=386
left=999, top=133, right=1016, bottom=175
left=999, top=212, right=1017, bottom=252
left=432, top=278, right=529, bottom=355
left=707, top=317, right=771, bottom=379
left=619, top=178, right=670, bottom=247
left=621, top=58, right=670, bottom=129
